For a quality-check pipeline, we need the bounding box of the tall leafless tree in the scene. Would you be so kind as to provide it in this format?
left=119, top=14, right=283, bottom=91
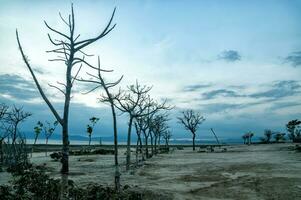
left=75, top=56, right=123, bottom=191
left=0, top=104, right=9, bottom=140
left=16, top=4, right=116, bottom=174
left=0, top=103, right=9, bottom=170
left=178, top=110, right=205, bottom=151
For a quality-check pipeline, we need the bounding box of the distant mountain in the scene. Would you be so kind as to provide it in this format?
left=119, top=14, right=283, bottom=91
left=23, top=132, right=130, bottom=143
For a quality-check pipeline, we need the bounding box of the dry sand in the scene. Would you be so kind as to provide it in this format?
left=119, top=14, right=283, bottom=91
left=1, top=143, right=301, bottom=200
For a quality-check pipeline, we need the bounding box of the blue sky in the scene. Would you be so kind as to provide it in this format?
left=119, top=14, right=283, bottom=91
left=0, top=0, right=301, bottom=141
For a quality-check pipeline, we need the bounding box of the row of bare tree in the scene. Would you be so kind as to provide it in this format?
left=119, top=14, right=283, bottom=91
left=15, top=4, right=176, bottom=191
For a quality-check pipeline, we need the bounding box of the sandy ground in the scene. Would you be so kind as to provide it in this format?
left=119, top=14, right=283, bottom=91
left=1, top=143, right=301, bottom=200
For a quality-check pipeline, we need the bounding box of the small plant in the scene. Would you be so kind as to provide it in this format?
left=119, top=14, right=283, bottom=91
left=86, top=117, right=99, bottom=146
left=286, top=119, right=301, bottom=142
left=36, top=120, right=58, bottom=156
left=31, top=121, right=43, bottom=157
left=274, top=132, right=286, bottom=142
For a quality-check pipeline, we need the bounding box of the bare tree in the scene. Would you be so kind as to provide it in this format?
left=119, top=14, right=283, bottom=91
left=16, top=4, right=116, bottom=174
left=75, top=57, right=123, bottom=191
left=0, top=104, right=9, bottom=140
left=4, top=106, right=31, bottom=167
left=6, top=106, right=32, bottom=145
left=178, top=110, right=205, bottom=151
left=0, top=103, right=9, bottom=170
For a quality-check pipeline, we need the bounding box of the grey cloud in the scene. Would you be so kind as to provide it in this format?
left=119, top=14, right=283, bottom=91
left=269, top=101, right=301, bottom=110
left=0, top=74, right=40, bottom=100
left=250, top=80, right=301, bottom=99
left=218, top=50, right=241, bottom=62
left=199, top=103, right=242, bottom=113
left=201, top=89, right=243, bottom=100
left=200, top=80, right=301, bottom=101
left=182, top=83, right=212, bottom=92
left=285, top=51, right=301, bottom=67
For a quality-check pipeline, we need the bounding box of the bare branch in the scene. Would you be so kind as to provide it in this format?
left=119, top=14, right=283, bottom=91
left=59, top=12, right=69, bottom=26
left=57, top=81, right=67, bottom=87
left=16, top=30, right=63, bottom=125
left=44, top=21, right=70, bottom=40
left=71, top=64, right=83, bottom=86
left=48, top=83, right=66, bottom=95
left=74, top=7, right=116, bottom=51
left=73, top=57, right=113, bottom=72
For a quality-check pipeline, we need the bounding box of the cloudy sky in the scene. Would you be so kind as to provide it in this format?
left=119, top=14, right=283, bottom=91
left=0, top=0, right=301, bottom=142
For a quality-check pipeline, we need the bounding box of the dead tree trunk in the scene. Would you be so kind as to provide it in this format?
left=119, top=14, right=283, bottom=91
left=154, top=135, right=158, bottom=155
left=143, top=131, right=149, bottom=159
left=192, top=133, right=196, bottom=151
left=0, top=139, right=3, bottom=171
left=111, top=104, right=120, bottom=191
left=150, top=132, right=154, bottom=156
left=126, top=116, right=134, bottom=170
left=45, top=138, right=49, bottom=157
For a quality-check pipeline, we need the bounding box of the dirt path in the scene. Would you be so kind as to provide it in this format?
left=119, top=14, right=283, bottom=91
left=1, top=143, right=301, bottom=199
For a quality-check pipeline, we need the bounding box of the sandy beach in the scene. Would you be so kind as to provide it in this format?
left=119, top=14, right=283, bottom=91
left=1, top=143, right=300, bottom=200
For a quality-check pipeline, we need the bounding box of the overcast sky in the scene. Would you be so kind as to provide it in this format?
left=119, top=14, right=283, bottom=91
left=0, top=0, right=301, bottom=141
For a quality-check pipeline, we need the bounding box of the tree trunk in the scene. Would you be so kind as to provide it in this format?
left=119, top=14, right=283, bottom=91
left=31, top=136, right=38, bottom=158
left=158, top=134, right=161, bottom=152
left=0, top=139, right=3, bottom=171
left=60, top=174, right=69, bottom=200
left=110, top=103, right=120, bottom=191
left=150, top=133, right=154, bottom=156
left=45, top=138, right=49, bottom=157
left=88, top=135, right=91, bottom=146
left=126, top=116, right=133, bottom=171
left=61, top=61, right=72, bottom=174
left=135, top=138, right=139, bottom=165
left=192, top=133, right=196, bottom=151
left=139, top=135, right=144, bottom=161
left=61, top=123, right=69, bottom=174
left=144, top=132, right=149, bottom=159
left=154, top=136, right=157, bottom=155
